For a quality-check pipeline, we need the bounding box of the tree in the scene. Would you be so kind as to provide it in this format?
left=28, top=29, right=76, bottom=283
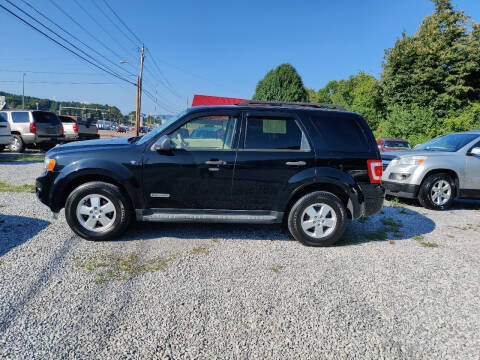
left=381, top=0, right=480, bottom=113
left=253, top=63, right=308, bottom=102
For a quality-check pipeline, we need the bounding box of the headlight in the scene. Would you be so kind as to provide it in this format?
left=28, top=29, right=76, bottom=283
left=44, top=157, right=56, bottom=171
left=396, top=156, right=426, bottom=166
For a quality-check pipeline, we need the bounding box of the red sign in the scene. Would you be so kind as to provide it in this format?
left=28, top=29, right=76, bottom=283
left=192, top=94, right=248, bottom=107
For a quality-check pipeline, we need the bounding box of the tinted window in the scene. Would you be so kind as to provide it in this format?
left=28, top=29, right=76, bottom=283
left=0, top=112, right=7, bottom=123
left=11, top=112, right=30, bottom=123
left=384, top=141, right=410, bottom=148
left=415, top=133, right=479, bottom=152
left=33, top=112, right=61, bottom=124
left=245, top=118, right=308, bottom=151
left=310, top=114, right=370, bottom=152
left=170, top=115, right=237, bottom=150
left=59, top=116, right=75, bottom=123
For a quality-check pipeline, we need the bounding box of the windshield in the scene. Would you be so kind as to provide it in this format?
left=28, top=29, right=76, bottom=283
left=415, top=133, right=479, bottom=152
left=136, top=111, right=187, bottom=145
left=384, top=141, right=410, bottom=148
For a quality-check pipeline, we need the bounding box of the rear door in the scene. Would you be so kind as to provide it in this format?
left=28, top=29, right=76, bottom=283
left=465, top=139, right=480, bottom=195
left=33, top=111, right=63, bottom=138
left=231, top=113, right=315, bottom=210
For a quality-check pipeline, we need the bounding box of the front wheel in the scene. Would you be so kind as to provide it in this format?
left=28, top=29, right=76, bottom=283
left=288, top=191, right=348, bottom=247
left=418, top=173, right=455, bottom=210
left=65, top=181, right=132, bottom=240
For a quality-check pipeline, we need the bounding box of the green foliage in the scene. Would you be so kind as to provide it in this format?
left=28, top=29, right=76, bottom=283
left=381, top=0, right=480, bottom=113
left=253, top=63, right=308, bottom=102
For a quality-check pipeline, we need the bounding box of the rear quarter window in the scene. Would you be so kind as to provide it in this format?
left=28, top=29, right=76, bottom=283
left=310, top=113, right=372, bottom=153
left=0, top=112, right=7, bottom=122
left=11, top=112, right=30, bottom=123
left=33, top=112, right=61, bottom=124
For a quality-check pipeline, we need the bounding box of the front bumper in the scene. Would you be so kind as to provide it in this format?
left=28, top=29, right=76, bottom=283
left=36, top=171, right=58, bottom=210
left=383, top=181, right=419, bottom=199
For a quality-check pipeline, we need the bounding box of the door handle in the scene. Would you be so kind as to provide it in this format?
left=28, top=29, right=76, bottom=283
left=286, top=161, right=306, bottom=166
left=205, top=160, right=225, bottom=165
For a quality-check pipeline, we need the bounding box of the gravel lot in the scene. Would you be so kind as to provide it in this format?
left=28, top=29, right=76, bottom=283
left=1, top=160, right=480, bottom=359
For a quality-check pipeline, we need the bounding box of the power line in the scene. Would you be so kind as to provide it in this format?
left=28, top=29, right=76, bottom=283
left=0, top=2, right=135, bottom=86
left=47, top=0, right=137, bottom=75
left=19, top=0, right=137, bottom=79
left=101, top=0, right=143, bottom=44
left=90, top=0, right=139, bottom=49
left=71, top=0, right=137, bottom=62
left=145, top=48, right=181, bottom=97
left=0, top=80, right=114, bottom=84
left=0, top=68, right=102, bottom=76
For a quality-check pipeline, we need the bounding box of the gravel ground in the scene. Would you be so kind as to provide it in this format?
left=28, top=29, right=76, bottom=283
left=1, top=162, right=480, bottom=359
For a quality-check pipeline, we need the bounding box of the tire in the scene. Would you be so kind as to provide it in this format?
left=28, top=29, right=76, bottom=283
left=418, top=173, right=456, bottom=210
left=0, top=145, right=5, bottom=152
left=9, top=135, right=24, bottom=153
left=65, top=181, right=132, bottom=241
left=288, top=191, right=348, bottom=247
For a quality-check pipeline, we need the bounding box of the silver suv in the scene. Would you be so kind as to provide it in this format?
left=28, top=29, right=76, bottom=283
left=1, top=110, right=64, bottom=152
left=382, top=131, right=480, bottom=210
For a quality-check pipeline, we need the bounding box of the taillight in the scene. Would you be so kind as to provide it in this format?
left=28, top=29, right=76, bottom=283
left=73, top=123, right=78, bottom=133
left=29, top=122, right=36, bottom=134
left=367, top=160, right=383, bottom=183
left=61, top=125, right=64, bottom=135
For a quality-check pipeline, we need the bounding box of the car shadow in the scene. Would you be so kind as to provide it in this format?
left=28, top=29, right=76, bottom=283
left=118, top=221, right=294, bottom=243
left=112, top=205, right=436, bottom=246
left=337, top=205, right=436, bottom=246
left=0, top=214, right=51, bottom=257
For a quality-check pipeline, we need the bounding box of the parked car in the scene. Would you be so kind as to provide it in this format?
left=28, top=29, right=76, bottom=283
left=377, top=138, right=411, bottom=152
left=0, top=111, right=13, bottom=152
left=1, top=110, right=64, bottom=152
left=139, top=126, right=149, bottom=134
left=382, top=131, right=480, bottom=210
left=59, top=115, right=99, bottom=142
left=116, top=126, right=127, bottom=133
left=36, top=101, right=384, bottom=246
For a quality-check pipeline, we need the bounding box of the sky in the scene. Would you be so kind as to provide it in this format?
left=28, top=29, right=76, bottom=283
left=1, top=0, right=479, bottom=115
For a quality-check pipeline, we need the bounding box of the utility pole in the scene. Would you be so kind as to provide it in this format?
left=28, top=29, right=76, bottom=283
left=135, top=44, right=145, bottom=136
left=22, top=73, right=26, bottom=109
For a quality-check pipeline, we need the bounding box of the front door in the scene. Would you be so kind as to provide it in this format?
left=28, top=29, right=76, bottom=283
left=142, top=112, right=240, bottom=209
left=231, top=115, right=315, bottom=211
left=465, top=140, right=480, bottom=197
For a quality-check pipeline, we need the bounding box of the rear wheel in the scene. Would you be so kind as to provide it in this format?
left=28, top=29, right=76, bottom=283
left=9, top=135, right=24, bottom=153
left=65, top=181, right=132, bottom=240
left=288, top=191, right=348, bottom=247
left=418, top=173, right=455, bottom=210
left=0, top=145, right=5, bottom=152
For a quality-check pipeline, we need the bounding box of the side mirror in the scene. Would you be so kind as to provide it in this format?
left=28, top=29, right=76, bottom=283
left=154, top=135, right=173, bottom=152
left=468, top=147, right=480, bottom=156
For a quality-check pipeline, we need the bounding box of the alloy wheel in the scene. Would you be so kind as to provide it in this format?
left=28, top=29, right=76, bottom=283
left=430, top=179, right=451, bottom=206
left=301, top=203, right=337, bottom=238
left=76, top=194, right=116, bottom=233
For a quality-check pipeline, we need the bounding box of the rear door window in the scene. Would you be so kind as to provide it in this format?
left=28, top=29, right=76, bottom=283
left=33, top=112, right=61, bottom=124
left=11, top=112, right=30, bottom=123
left=310, top=114, right=371, bottom=152
left=244, top=117, right=310, bottom=151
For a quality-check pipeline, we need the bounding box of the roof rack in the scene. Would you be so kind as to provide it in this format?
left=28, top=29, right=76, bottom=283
left=236, top=100, right=346, bottom=111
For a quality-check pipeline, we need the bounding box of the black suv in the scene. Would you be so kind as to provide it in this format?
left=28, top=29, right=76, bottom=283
left=36, top=101, right=384, bottom=246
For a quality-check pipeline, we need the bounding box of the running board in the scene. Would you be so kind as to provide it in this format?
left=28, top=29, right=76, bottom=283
left=136, top=209, right=283, bottom=224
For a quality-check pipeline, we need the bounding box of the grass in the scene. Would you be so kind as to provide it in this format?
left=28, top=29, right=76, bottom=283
left=0, top=204, right=5, bottom=208
left=210, top=238, right=219, bottom=243
left=192, top=246, right=210, bottom=255
left=447, top=234, right=455, bottom=238
left=420, top=242, right=438, bottom=248
left=0, top=259, right=2, bottom=265
left=389, top=240, right=395, bottom=245
left=399, top=208, right=412, bottom=215
left=358, top=216, right=369, bottom=224
left=0, top=181, right=36, bottom=193
left=411, top=235, right=438, bottom=248
left=0, top=155, right=44, bottom=162
left=340, top=217, right=403, bottom=245
left=389, top=197, right=404, bottom=207
left=75, top=253, right=177, bottom=283
left=270, top=265, right=285, bottom=274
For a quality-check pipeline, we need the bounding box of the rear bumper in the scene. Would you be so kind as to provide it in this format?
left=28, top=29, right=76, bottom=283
left=356, top=183, right=385, bottom=217
left=383, top=181, right=419, bottom=199
left=79, top=133, right=99, bottom=140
